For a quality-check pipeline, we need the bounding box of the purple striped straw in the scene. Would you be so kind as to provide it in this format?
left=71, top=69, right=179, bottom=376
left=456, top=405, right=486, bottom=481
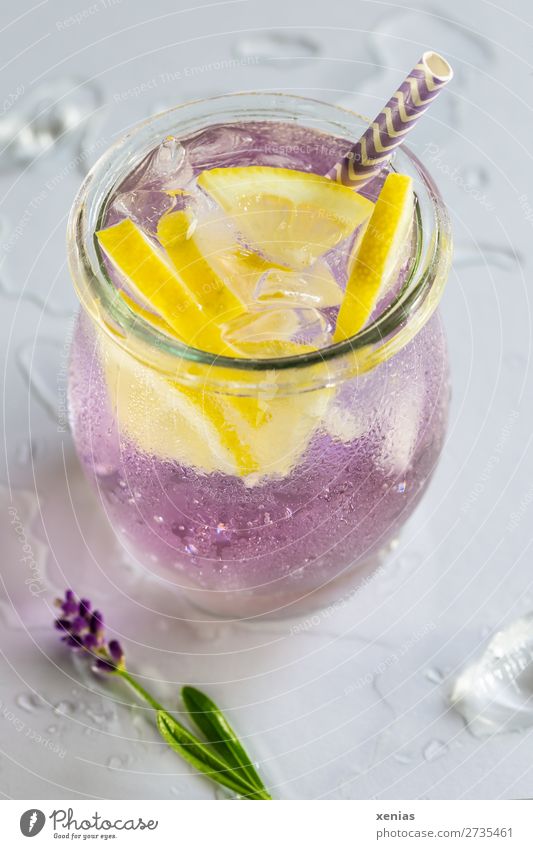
left=327, top=51, right=453, bottom=189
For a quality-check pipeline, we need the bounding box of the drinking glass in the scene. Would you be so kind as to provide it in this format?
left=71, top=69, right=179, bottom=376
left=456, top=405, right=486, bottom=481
left=67, top=93, right=452, bottom=618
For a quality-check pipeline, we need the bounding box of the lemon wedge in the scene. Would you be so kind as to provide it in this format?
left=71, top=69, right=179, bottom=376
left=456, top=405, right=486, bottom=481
left=156, top=208, right=246, bottom=320
left=102, top=337, right=257, bottom=475
left=197, top=166, right=374, bottom=269
left=99, top=255, right=328, bottom=478
left=95, top=174, right=343, bottom=479
left=118, top=286, right=313, bottom=359
left=334, top=173, right=414, bottom=342
left=100, top=329, right=330, bottom=479
left=97, top=218, right=229, bottom=353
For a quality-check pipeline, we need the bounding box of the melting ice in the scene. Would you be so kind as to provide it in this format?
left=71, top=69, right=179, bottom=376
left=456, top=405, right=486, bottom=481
left=451, top=613, right=533, bottom=736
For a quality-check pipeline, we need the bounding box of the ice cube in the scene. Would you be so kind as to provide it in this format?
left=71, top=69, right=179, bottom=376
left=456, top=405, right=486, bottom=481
left=153, top=136, right=193, bottom=190
left=187, top=125, right=256, bottom=170
left=450, top=613, right=533, bottom=736
left=110, top=189, right=176, bottom=233
left=255, top=261, right=343, bottom=308
left=192, top=192, right=242, bottom=253
left=222, top=309, right=301, bottom=345
left=119, top=136, right=193, bottom=194
left=222, top=306, right=331, bottom=349
left=107, top=137, right=194, bottom=231
left=189, top=196, right=273, bottom=305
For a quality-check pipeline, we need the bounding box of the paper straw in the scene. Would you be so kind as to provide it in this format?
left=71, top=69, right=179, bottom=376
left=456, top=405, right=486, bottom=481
left=327, top=51, right=453, bottom=189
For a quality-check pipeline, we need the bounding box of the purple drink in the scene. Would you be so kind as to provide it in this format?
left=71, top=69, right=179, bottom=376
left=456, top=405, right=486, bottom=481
left=67, top=94, right=451, bottom=618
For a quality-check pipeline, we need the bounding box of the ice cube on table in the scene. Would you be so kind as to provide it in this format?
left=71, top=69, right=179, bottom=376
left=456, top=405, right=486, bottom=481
left=450, top=613, right=533, bottom=736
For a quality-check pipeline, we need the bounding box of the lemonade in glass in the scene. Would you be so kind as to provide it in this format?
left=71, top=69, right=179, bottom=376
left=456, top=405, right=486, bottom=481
left=68, top=93, right=451, bottom=618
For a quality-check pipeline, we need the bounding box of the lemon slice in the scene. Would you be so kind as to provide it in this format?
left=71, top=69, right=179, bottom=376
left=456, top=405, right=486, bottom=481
left=156, top=209, right=246, bottom=320
left=97, top=203, right=337, bottom=479
left=117, top=290, right=172, bottom=334
left=197, top=166, right=374, bottom=269
left=96, top=218, right=227, bottom=353
left=100, top=329, right=330, bottom=479
left=101, top=336, right=257, bottom=475
left=334, top=173, right=414, bottom=342
left=106, top=283, right=327, bottom=477
left=118, top=283, right=313, bottom=359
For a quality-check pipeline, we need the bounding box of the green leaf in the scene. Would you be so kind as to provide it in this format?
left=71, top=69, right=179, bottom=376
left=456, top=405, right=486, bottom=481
left=156, top=710, right=270, bottom=800
left=182, top=686, right=268, bottom=794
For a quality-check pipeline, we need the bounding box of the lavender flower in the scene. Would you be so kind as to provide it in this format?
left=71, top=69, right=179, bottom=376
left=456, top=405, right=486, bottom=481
left=54, top=589, right=124, bottom=671
left=53, top=587, right=271, bottom=799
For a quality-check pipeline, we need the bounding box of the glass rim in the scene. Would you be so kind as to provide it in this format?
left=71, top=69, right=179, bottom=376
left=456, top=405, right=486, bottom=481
left=67, top=91, right=452, bottom=375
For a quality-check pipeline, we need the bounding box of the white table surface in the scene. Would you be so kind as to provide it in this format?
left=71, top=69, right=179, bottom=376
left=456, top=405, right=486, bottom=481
left=1, top=0, right=532, bottom=800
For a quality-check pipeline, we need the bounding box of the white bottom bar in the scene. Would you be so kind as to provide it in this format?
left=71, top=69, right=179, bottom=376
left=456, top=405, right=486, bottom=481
left=2, top=799, right=532, bottom=848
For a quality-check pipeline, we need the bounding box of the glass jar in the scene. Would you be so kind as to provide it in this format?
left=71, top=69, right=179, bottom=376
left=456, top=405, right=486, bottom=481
left=67, top=93, right=452, bottom=619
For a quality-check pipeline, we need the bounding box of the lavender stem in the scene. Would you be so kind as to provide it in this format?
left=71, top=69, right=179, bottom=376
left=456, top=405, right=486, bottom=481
left=116, top=668, right=166, bottom=713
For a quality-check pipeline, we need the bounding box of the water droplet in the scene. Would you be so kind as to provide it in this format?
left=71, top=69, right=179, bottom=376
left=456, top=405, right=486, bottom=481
left=107, top=755, right=127, bottom=770
left=396, top=480, right=407, bottom=494
left=85, top=707, right=112, bottom=725
left=16, top=693, right=42, bottom=712
left=393, top=751, right=413, bottom=764
left=423, top=739, right=448, bottom=761
left=0, top=77, right=103, bottom=171
left=185, top=543, right=198, bottom=555
left=53, top=700, right=75, bottom=717
left=233, top=32, right=320, bottom=65
left=461, top=166, right=489, bottom=189
left=153, top=515, right=165, bottom=525
left=425, top=667, right=445, bottom=684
